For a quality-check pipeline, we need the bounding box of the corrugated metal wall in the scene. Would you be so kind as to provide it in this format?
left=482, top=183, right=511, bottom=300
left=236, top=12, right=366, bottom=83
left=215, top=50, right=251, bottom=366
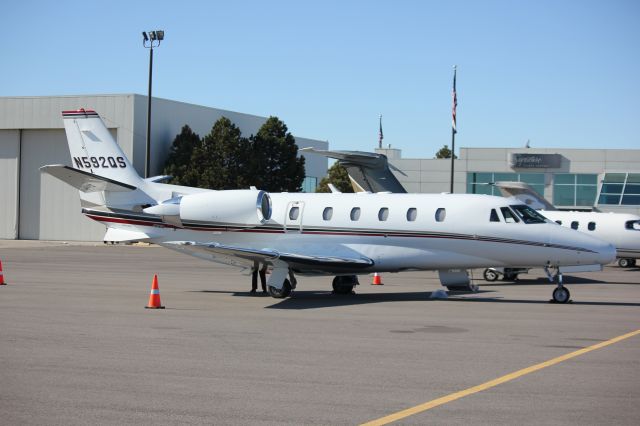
left=18, top=129, right=106, bottom=240
left=0, top=130, right=20, bottom=239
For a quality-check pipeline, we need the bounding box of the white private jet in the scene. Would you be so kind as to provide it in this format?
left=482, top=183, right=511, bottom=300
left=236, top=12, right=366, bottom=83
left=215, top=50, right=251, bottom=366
left=493, top=181, right=640, bottom=269
left=41, top=110, right=615, bottom=303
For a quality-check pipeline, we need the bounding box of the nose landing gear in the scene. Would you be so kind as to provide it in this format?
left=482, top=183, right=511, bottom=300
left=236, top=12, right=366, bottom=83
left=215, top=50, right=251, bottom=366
left=545, top=266, right=571, bottom=304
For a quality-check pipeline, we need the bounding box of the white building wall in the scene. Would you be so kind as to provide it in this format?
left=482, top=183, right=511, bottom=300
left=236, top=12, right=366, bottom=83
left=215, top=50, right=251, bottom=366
left=0, top=130, right=20, bottom=239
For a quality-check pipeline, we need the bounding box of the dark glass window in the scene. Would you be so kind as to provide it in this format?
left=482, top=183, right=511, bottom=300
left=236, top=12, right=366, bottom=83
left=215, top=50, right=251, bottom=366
left=378, top=208, right=389, bottom=221
left=571, top=221, right=579, bottom=230
left=322, top=207, right=333, bottom=221
left=407, top=208, right=417, bottom=222
left=350, top=207, right=361, bottom=221
left=490, top=209, right=500, bottom=222
left=588, top=222, right=596, bottom=231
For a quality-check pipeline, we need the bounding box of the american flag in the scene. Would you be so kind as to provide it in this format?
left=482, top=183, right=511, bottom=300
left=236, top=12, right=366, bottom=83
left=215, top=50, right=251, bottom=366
left=378, top=114, right=384, bottom=148
left=452, top=67, right=457, bottom=134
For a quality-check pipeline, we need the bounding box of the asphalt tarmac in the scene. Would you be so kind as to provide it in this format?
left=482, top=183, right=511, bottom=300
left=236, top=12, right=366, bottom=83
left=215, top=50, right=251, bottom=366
left=1, top=241, right=639, bottom=425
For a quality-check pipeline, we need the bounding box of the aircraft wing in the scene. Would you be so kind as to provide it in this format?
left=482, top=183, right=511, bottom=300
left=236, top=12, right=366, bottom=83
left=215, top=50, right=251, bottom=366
left=161, top=241, right=374, bottom=273
left=492, top=181, right=556, bottom=210
left=300, top=148, right=408, bottom=193
left=41, top=165, right=136, bottom=192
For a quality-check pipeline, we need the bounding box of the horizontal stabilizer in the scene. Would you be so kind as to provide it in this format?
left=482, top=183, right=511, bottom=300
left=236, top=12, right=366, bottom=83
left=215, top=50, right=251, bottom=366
left=40, top=165, right=136, bottom=193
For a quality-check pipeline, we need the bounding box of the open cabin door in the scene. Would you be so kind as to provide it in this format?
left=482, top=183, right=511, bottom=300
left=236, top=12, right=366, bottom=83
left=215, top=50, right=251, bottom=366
left=284, top=201, right=304, bottom=233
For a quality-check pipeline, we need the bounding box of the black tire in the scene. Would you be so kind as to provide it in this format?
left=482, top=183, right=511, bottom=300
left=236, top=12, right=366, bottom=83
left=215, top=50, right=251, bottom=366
left=332, top=276, right=356, bottom=295
left=632, top=259, right=637, bottom=267
left=552, top=287, right=570, bottom=304
left=618, top=258, right=631, bottom=268
left=268, top=279, right=292, bottom=299
left=483, top=269, right=499, bottom=282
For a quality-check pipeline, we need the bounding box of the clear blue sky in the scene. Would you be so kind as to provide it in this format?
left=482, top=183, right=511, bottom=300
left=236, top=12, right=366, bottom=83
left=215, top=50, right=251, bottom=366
left=2, top=0, right=639, bottom=158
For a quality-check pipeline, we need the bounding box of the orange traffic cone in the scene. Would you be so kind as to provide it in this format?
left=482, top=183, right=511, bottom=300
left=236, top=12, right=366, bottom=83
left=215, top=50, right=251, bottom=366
left=371, top=272, right=383, bottom=285
left=145, top=275, right=164, bottom=309
left=0, top=259, right=6, bottom=285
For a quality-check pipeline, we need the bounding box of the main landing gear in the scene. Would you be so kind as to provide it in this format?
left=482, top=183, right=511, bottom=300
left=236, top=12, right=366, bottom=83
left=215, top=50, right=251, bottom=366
left=545, top=266, right=571, bottom=304
left=332, top=275, right=359, bottom=295
left=617, top=258, right=636, bottom=268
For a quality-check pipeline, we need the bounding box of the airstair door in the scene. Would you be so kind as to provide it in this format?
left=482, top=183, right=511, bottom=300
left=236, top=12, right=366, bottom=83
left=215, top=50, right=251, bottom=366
left=284, top=201, right=304, bottom=233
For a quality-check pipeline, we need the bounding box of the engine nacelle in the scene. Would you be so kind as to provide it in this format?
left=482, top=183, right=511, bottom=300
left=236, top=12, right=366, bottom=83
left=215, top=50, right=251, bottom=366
left=179, top=189, right=271, bottom=227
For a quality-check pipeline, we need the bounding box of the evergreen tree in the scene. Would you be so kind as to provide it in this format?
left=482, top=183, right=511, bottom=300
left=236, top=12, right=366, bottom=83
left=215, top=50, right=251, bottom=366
left=199, top=117, right=249, bottom=189
left=249, top=116, right=306, bottom=192
left=435, top=144, right=458, bottom=159
left=316, top=162, right=354, bottom=193
left=162, top=125, right=202, bottom=187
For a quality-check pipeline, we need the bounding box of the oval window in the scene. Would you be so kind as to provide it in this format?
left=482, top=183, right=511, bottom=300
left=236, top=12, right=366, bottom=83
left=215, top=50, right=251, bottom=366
left=289, top=206, right=299, bottom=220
left=406, top=208, right=417, bottom=222
left=435, top=208, right=446, bottom=222
left=378, top=207, right=389, bottom=221
left=588, top=222, right=596, bottom=231
left=571, top=221, right=579, bottom=230
left=350, top=207, right=361, bottom=221
left=323, top=207, right=333, bottom=221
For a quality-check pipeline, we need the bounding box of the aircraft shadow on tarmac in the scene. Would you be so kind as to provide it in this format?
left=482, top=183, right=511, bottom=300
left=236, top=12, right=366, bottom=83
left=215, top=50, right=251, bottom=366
left=193, top=283, right=640, bottom=309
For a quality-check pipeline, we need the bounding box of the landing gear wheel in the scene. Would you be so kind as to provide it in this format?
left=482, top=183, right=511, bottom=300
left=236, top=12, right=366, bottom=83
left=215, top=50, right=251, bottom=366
left=618, top=258, right=632, bottom=268
left=552, top=287, right=570, bottom=304
left=268, top=279, right=292, bottom=299
left=332, top=276, right=356, bottom=295
left=483, top=269, right=499, bottom=282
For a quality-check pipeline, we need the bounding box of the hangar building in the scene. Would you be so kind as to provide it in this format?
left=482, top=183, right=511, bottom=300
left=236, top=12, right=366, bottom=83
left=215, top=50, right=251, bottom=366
left=376, top=146, right=640, bottom=215
left=0, top=95, right=328, bottom=241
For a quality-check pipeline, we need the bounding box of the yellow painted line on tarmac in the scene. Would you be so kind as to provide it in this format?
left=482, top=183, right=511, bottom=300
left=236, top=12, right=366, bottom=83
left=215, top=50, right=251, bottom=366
left=361, top=328, right=640, bottom=426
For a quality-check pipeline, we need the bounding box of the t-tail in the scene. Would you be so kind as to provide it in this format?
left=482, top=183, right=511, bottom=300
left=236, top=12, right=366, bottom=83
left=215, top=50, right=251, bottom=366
left=40, top=109, right=155, bottom=213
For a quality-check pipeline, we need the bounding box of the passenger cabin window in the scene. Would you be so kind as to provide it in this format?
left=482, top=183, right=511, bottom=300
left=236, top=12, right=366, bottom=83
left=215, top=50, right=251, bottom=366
left=500, top=207, right=520, bottom=223
left=378, top=208, right=389, bottom=221
left=625, top=220, right=640, bottom=231
left=350, top=207, right=361, bottom=221
left=289, top=207, right=300, bottom=221
left=555, top=220, right=562, bottom=225
left=490, top=209, right=500, bottom=222
left=588, top=222, right=596, bottom=231
left=435, top=208, right=446, bottom=222
left=406, top=208, right=417, bottom=222
left=510, top=205, right=547, bottom=224
left=571, top=221, right=579, bottom=230
left=322, top=207, right=333, bottom=221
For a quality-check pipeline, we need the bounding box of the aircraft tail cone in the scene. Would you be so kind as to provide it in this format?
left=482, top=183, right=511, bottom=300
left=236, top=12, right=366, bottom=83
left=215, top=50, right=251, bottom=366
left=145, top=275, right=165, bottom=309
left=371, top=272, right=383, bottom=285
left=0, top=259, right=6, bottom=285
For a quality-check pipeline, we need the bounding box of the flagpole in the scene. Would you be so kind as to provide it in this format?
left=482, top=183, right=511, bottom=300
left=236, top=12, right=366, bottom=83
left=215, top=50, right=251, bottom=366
left=450, top=65, right=457, bottom=193
left=378, top=114, right=383, bottom=149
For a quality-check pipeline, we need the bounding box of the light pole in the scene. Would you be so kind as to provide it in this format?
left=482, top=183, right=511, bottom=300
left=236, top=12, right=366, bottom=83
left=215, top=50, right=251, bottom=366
left=142, top=30, right=164, bottom=178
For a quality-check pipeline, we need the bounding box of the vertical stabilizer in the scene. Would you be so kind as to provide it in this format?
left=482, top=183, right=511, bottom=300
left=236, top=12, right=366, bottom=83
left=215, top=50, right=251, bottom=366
left=62, top=109, right=143, bottom=187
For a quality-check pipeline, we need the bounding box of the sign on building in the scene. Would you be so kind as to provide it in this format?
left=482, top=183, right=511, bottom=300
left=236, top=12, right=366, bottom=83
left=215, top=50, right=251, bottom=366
left=510, top=153, right=562, bottom=169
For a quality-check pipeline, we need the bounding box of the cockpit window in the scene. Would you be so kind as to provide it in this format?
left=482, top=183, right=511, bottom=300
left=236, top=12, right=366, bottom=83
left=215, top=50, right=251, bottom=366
left=500, top=207, right=520, bottom=223
left=490, top=209, right=500, bottom=222
left=510, top=204, right=547, bottom=224
left=625, top=220, right=640, bottom=231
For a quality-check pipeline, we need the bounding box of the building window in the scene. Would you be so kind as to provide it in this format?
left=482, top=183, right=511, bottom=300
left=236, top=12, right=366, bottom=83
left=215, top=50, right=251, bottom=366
left=588, top=222, right=596, bottom=231
left=553, top=174, right=598, bottom=207
left=571, top=221, right=579, bottom=230
left=598, top=173, right=640, bottom=206
left=301, top=176, right=317, bottom=193
left=350, top=207, right=361, bottom=221
left=378, top=208, right=389, bottom=221
left=467, top=172, right=544, bottom=197
left=406, top=208, right=417, bottom=221
left=322, top=207, right=333, bottom=221
left=435, top=208, right=446, bottom=222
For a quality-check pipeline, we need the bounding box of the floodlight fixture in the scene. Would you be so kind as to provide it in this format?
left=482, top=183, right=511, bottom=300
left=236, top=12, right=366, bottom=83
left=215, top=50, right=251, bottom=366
left=141, top=29, right=165, bottom=178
